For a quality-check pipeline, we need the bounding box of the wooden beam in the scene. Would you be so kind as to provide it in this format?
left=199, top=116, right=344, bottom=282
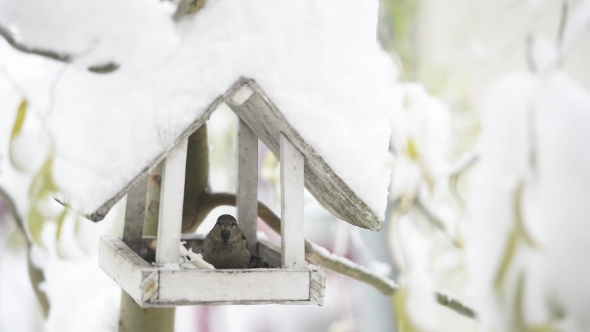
left=99, top=236, right=152, bottom=302
left=237, top=120, right=258, bottom=252
left=83, top=79, right=248, bottom=222
left=100, top=236, right=325, bottom=306
left=122, top=173, right=149, bottom=253
left=280, top=134, right=305, bottom=269
left=158, top=269, right=310, bottom=304
left=227, top=79, right=383, bottom=231
left=156, top=139, right=188, bottom=265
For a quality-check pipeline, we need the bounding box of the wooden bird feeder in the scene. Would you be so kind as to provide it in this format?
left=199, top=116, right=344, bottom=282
left=93, top=78, right=381, bottom=307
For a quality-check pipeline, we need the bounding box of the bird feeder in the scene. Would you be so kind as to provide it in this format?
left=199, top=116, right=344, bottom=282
left=92, top=78, right=381, bottom=307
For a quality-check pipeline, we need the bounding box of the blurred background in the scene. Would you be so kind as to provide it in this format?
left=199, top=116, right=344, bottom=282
left=1, top=0, right=589, bottom=331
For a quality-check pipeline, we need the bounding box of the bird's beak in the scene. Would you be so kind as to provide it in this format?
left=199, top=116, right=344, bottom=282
left=220, top=229, right=231, bottom=241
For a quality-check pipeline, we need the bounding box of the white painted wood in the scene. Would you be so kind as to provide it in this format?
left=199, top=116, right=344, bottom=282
left=280, top=134, right=305, bottom=269
left=237, top=120, right=258, bottom=252
left=230, top=84, right=254, bottom=105
left=309, top=266, right=326, bottom=305
left=99, top=236, right=152, bottom=302
left=156, top=138, right=188, bottom=265
left=122, top=173, right=148, bottom=253
left=158, top=269, right=309, bottom=303
left=226, top=79, right=382, bottom=231
left=83, top=79, right=247, bottom=222
left=84, top=78, right=381, bottom=231
left=100, top=235, right=325, bottom=306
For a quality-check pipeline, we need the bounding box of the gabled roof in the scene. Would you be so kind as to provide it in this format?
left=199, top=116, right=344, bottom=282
left=82, top=78, right=382, bottom=230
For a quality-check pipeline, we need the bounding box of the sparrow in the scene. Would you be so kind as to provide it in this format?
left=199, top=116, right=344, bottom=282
left=202, top=214, right=251, bottom=269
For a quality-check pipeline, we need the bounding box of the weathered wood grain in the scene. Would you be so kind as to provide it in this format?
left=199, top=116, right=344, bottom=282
left=101, top=236, right=325, bottom=307
left=99, top=236, right=152, bottom=302
left=157, top=269, right=309, bottom=304
left=226, top=79, right=382, bottom=230
left=77, top=78, right=381, bottom=231
left=122, top=173, right=148, bottom=254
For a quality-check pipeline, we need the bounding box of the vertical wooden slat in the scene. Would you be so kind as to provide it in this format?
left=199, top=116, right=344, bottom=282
left=279, top=134, right=305, bottom=269
left=237, top=119, right=259, bottom=252
left=156, top=139, right=188, bottom=265
left=122, top=174, right=149, bottom=253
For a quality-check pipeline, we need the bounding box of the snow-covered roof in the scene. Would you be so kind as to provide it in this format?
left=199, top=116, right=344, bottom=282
left=84, top=78, right=386, bottom=229
left=2, top=0, right=396, bottom=229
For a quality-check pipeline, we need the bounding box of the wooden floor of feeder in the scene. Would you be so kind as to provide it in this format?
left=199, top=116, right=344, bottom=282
left=99, top=235, right=325, bottom=307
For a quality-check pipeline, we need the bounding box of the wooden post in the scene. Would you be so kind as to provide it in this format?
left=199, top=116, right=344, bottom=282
left=156, top=139, right=188, bottom=265
left=237, top=119, right=258, bottom=252
left=279, top=134, right=305, bottom=269
left=122, top=174, right=148, bottom=254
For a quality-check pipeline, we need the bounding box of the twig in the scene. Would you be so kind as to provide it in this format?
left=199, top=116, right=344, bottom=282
left=307, top=240, right=476, bottom=319
left=414, top=198, right=462, bottom=248
left=0, top=23, right=118, bottom=74
left=173, top=0, right=206, bottom=21
left=200, top=192, right=477, bottom=319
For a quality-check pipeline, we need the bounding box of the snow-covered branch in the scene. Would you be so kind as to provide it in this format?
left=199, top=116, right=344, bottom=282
left=0, top=23, right=118, bottom=73
left=200, top=192, right=477, bottom=319
left=0, top=186, right=50, bottom=317
left=306, top=240, right=476, bottom=319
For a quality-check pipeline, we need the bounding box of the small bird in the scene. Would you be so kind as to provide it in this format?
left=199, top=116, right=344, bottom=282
left=202, top=214, right=251, bottom=269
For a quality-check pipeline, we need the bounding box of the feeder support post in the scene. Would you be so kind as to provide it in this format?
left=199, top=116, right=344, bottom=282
left=122, top=174, right=149, bottom=254
left=237, top=119, right=259, bottom=252
left=280, top=133, right=305, bottom=269
left=156, top=139, right=188, bottom=265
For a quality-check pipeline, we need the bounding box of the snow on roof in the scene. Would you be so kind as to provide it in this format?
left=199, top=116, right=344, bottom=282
left=2, top=0, right=396, bottom=227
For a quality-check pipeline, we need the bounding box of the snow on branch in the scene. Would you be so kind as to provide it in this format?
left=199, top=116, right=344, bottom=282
left=201, top=192, right=477, bottom=319
left=306, top=238, right=476, bottom=319
left=0, top=23, right=118, bottom=74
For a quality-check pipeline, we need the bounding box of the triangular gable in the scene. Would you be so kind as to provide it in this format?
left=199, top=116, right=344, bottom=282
left=80, top=78, right=382, bottom=230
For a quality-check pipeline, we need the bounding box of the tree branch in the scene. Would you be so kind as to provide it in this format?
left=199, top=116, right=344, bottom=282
left=0, top=186, right=50, bottom=317
left=199, top=192, right=477, bottom=319
left=0, top=23, right=118, bottom=74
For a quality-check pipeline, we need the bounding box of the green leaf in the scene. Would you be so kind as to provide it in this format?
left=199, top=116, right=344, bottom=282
left=27, top=208, right=46, bottom=249
left=29, top=155, right=57, bottom=199
left=10, top=99, right=27, bottom=139
left=494, top=229, right=519, bottom=291
left=55, top=207, right=68, bottom=241
left=9, top=99, right=28, bottom=172
left=514, top=271, right=526, bottom=329
left=405, top=139, right=419, bottom=160
left=392, top=288, right=424, bottom=332
left=494, top=181, right=540, bottom=291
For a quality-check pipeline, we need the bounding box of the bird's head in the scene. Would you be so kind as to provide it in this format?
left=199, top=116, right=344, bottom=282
left=215, top=214, right=238, bottom=242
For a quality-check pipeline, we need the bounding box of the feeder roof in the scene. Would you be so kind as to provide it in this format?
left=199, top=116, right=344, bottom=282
left=16, top=0, right=397, bottom=230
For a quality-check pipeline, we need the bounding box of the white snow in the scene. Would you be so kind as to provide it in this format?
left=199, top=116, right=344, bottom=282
left=0, top=0, right=395, bottom=221
left=465, top=71, right=590, bottom=330
left=388, top=83, right=452, bottom=202
left=179, top=241, right=215, bottom=270
left=394, top=214, right=438, bottom=331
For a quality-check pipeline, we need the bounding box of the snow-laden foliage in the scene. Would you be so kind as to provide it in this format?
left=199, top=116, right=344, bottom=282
left=467, top=71, right=590, bottom=331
